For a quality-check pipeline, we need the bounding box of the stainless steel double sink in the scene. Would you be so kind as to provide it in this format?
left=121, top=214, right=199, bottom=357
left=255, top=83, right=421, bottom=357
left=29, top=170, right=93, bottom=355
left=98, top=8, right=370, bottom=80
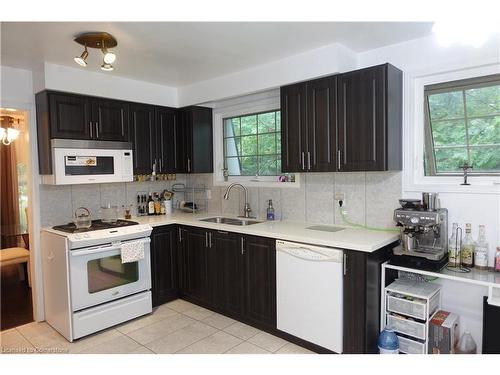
left=199, top=216, right=261, bottom=226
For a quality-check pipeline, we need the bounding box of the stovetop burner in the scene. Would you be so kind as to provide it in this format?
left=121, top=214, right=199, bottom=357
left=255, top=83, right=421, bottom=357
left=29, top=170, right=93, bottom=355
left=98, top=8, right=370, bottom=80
left=53, top=219, right=139, bottom=233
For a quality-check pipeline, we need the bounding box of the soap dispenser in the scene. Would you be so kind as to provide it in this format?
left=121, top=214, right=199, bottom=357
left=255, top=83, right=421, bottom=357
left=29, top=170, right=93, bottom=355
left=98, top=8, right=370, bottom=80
left=266, top=199, right=275, bottom=221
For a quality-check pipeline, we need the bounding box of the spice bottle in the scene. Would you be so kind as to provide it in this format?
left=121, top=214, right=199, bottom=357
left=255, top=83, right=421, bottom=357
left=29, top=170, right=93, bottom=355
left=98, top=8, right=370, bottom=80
left=474, top=225, right=489, bottom=270
left=461, top=223, right=475, bottom=268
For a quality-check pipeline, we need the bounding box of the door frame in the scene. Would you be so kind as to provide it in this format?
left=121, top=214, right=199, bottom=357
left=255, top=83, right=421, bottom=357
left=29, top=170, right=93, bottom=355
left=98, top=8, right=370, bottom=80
left=1, top=99, right=43, bottom=322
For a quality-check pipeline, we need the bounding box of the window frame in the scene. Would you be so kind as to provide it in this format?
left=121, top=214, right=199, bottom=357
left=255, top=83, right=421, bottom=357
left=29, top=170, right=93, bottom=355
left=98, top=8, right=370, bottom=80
left=212, top=89, right=300, bottom=188
left=404, top=63, right=500, bottom=195
left=222, top=109, right=281, bottom=177
left=423, top=74, right=500, bottom=176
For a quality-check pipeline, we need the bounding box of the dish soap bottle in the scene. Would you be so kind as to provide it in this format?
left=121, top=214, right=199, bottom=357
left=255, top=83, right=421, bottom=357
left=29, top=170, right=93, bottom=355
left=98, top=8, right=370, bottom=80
left=266, top=199, right=275, bottom=221
left=474, top=225, right=489, bottom=270
left=448, top=222, right=460, bottom=267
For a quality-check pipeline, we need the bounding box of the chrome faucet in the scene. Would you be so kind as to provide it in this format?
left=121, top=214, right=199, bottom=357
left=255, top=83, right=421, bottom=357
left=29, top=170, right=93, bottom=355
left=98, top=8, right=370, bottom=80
left=223, top=183, right=254, bottom=218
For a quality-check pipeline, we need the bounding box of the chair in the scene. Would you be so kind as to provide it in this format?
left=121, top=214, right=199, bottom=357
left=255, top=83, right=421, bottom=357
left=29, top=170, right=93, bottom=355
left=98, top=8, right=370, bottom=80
left=0, top=247, right=31, bottom=287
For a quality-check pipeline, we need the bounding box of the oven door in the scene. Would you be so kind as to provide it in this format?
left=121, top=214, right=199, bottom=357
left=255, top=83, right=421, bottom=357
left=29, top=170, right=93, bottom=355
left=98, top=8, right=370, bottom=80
left=69, top=238, right=151, bottom=311
left=52, top=147, right=133, bottom=185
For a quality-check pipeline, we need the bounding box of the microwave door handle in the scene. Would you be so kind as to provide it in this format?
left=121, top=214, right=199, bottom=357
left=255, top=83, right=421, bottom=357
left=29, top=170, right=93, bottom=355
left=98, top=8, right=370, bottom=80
left=89, top=122, right=93, bottom=138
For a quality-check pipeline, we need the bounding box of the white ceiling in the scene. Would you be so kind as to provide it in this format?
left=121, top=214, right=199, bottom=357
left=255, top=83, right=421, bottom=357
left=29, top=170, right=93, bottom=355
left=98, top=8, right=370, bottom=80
left=1, top=22, right=433, bottom=87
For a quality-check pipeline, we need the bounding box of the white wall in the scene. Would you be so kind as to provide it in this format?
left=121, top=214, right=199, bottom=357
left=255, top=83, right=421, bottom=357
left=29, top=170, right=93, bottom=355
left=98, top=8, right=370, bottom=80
left=39, top=63, right=178, bottom=107
left=177, top=43, right=357, bottom=106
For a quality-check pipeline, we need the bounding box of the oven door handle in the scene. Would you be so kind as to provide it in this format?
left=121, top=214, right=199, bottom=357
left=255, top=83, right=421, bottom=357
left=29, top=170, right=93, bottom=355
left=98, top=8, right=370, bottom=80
left=70, top=238, right=151, bottom=257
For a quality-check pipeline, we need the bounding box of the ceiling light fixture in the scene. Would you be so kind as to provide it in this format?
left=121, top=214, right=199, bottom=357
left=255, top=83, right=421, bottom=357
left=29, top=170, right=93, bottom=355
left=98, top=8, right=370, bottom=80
left=73, top=32, right=117, bottom=71
left=0, top=116, right=20, bottom=146
left=74, top=45, right=89, bottom=66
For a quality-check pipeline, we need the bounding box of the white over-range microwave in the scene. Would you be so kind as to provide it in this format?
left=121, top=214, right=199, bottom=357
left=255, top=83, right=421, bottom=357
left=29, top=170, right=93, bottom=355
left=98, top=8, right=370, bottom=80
left=41, top=139, right=134, bottom=185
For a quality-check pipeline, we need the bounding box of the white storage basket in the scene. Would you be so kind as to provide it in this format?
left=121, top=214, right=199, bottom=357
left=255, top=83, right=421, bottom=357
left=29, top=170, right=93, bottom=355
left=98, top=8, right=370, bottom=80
left=398, top=335, right=426, bottom=354
left=387, top=313, right=426, bottom=340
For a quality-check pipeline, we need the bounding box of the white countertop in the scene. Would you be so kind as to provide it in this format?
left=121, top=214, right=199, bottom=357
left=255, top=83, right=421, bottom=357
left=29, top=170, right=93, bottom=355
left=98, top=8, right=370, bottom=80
left=128, top=212, right=399, bottom=253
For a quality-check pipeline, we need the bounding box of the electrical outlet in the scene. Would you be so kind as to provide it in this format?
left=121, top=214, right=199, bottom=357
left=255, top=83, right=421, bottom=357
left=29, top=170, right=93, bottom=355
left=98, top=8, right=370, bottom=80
left=334, top=192, right=346, bottom=207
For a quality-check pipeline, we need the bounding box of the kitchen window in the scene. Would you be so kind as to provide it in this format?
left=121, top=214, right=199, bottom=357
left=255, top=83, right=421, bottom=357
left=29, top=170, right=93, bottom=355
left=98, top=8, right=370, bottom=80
left=223, top=110, right=281, bottom=176
left=424, top=74, right=500, bottom=175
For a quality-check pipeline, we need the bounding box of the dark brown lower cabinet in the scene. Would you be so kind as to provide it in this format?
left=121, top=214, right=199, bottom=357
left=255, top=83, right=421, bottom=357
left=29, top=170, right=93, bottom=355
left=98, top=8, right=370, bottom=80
left=243, top=235, right=276, bottom=329
left=343, top=245, right=392, bottom=354
left=182, top=226, right=210, bottom=306
left=150, top=225, right=179, bottom=307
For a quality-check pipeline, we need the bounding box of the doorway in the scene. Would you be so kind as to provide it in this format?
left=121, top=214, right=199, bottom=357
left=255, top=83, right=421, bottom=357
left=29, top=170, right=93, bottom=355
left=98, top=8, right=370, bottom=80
left=0, top=108, right=33, bottom=330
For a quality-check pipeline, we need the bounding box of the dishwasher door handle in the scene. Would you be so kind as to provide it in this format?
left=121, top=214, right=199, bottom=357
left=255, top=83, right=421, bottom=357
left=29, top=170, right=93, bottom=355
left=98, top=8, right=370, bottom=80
left=277, top=247, right=342, bottom=262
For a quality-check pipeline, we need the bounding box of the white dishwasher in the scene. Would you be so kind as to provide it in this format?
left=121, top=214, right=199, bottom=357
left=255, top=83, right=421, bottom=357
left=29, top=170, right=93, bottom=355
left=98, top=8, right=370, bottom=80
left=276, top=239, right=343, bottom=353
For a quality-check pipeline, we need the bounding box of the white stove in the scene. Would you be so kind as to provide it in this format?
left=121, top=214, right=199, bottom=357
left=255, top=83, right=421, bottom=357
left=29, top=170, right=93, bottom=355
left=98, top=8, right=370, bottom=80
left=41, top=221, right=153, bottom=341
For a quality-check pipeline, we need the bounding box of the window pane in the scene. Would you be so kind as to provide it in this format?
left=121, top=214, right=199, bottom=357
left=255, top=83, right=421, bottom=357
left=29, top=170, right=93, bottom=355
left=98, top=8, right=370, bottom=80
left=468, top=116, right=500, bottom=145
left=240, top=115, right=257, bottom=135
left=466, top=86, right=500, bottom=117
left=276, top=132, right=281, bottom=153
left=224, top=118, right=240, bottom=137
left=277, top=158, right=282, bottom=173
left=258, top=112, right=275, bottom=133
left=240, top=135, right=257, bottom=155
left=470, top=146, right=500, bottom=172
left=276, top=111, right=281, bottom=131
left=226, top=157, right=241, bottom=176
left=434, top=148, right=468, bottom=173
left=258, top=133, right=276, bottom=155
left=428, top=91, right=464, bottom=120
left=430, top=120, right=467, bottom=146
left=240, top=156, right=258, bottom=175
left=225, top=137, right=239, bottom=157
left=259, top=155, right=278, bottom=176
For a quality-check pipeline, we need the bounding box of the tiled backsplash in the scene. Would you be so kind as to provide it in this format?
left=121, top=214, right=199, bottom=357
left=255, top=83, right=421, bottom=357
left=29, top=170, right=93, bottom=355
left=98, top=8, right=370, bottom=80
left=39, top=172, right=402, bottom=229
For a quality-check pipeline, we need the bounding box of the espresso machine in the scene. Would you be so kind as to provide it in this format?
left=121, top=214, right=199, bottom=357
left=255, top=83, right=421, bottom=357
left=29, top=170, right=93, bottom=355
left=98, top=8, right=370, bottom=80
left=390, top=193, right=448, bottom=271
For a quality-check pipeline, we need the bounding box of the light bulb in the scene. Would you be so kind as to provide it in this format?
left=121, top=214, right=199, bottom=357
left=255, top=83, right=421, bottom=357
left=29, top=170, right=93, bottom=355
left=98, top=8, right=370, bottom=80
left=101, top=63, right=114, bottom=71
left=74, top=48, right=89, bottom=67
left=103, top=51, right=116, bottom=64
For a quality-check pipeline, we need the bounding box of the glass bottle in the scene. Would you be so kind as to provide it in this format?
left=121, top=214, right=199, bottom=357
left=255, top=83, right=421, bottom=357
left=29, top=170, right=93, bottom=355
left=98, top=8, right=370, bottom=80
left=474, top=225, right=489, bottom=270
left=461, top=223, right=475, bottom=268
left=147, top=193, right=155, bottom=216
left=448, top=223, right=460, bottom=267
left=495, top=247, right=500, bottom=272
left=266, top=199, right=275, bottom=221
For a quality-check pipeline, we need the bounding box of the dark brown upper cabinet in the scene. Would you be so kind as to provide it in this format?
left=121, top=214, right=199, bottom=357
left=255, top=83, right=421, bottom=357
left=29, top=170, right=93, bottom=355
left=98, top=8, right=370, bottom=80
left=46, top=92, right=91, bottom=139
left=281, top=82, right=307, bottom=172
left=280, top=63, right=402, bottom=173
left=337, top=63, right=402, bottom=171
left=281, top=77, right=337, bottom=173
left=306, top=76, right=337, bottom=172
left=177, top=106, right=213, bottom=174
left=90, top=98, right=128, bottom=142
left=156, top=107, right=179, bottom=173
left=128, top=103, right=156, bottom=175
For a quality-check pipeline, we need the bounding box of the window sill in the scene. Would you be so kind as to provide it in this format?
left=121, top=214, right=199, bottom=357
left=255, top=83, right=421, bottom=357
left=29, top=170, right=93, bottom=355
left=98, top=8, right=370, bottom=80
left=404, top=180, right=500, bottom=195
left=213, top=176, right=301, bottom=189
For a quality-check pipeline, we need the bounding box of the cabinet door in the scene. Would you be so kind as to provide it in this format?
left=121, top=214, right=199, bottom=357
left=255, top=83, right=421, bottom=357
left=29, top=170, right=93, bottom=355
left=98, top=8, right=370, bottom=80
left=92, top=99, right=129, bottom=141
left=243, top=235, right=276, bottom=328
left=156, top=107, right=179, bottom=173
left=129, top=104, right=155, bottom=174
left=176, top=109, right=190, bottom=173
left=306, top=76, right=337, bottom=172
left=183, top=227, right=209, bottom=305
left=280, top=83, right=307, bottom=172
left=190, top=107, right=213, bottom=173
left=337, top=65, right=386, bottom=171
left=48, top=93, right=91, bottom=139
left=151, top=225, right=178, bottom=307
left=208, top=231, right=244, bottom=316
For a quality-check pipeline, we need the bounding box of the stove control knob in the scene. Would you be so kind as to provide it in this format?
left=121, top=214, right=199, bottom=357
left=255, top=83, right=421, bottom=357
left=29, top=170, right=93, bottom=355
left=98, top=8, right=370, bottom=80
left=410, top=217, right=419, bottom=224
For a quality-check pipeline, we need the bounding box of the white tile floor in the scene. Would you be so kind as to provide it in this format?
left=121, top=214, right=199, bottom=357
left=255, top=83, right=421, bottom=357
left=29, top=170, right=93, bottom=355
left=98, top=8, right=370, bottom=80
left=0, top=299, right=314, bottom=354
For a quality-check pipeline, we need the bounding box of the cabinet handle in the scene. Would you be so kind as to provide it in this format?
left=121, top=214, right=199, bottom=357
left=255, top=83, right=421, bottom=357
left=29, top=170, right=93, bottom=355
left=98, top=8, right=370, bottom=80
left=343, top=253, right=347, bottom=276
left=187, top=158, right=191, bottom=173
left=307, top=151, right=311, bottom=170
left=153, top=159, right=157, bottom=174
left=159, top=158, right=162, bottom=172
left=301, top=152, right=305, bottom=170
left=209, top=232, right=212, bottom=248
left=240, top=237, right=245, bottom=255
left=95, top=122, right=99, bottom=139
left=205, top=232, right=209, bottom=248
left=178, top=227, right=182, bottom=243
left=89, top=122, right=93, bottom=138
left=337, top=150, right=341, bottom=171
